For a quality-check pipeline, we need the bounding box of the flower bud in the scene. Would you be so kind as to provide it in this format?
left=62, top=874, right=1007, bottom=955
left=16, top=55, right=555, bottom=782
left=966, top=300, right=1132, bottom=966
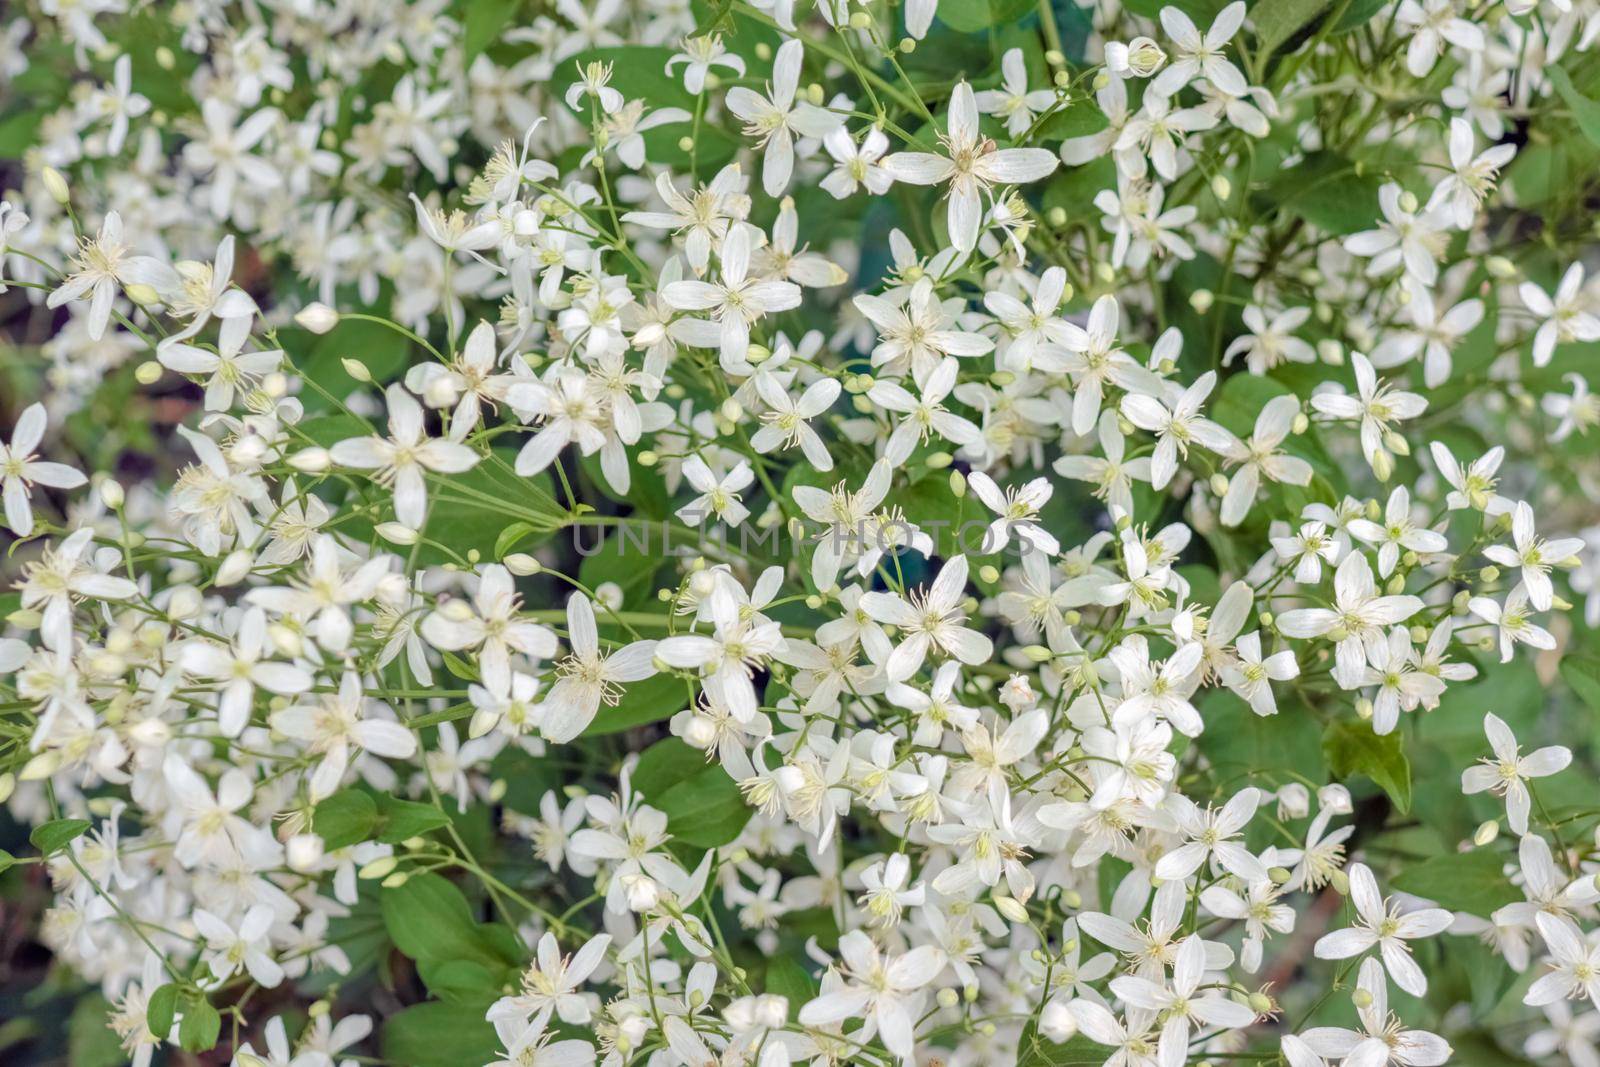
left=216, top=549, right=254, bottom=586
left=1474, top=819, right=1500, bottom=846
left=0, top=773, right=14, bottom=804
left=978, top=564, right=1000, bottom=585
left=949, top=470, right=966, bottom=498
left=1319, top=783, right=1353, bottom=814
left=372, top=522, right=417, bottom=546
left=1190, top=289, right=1214, bottom=314
left=359, top=855, right=398, bottom=880
left=341, top=357, right=373, bottom=383
left=134, top=360, right=163, bottom=385
left=295, top=302, right=341, bottom=334
left=42, top=167, right=70, bottom=204
left=99, top=479, right=125, bottom=509
left=287, top=833, right=325, bottom=872
left=504, top=553, right=541, bottom=575
left=995, top=895, right=1030, bottom=923
left=288, top=447, right=332, bottom=473
left=1040, top=1000, right=1078, bottom=1042
left=937, top=987, right=960, bottom=1009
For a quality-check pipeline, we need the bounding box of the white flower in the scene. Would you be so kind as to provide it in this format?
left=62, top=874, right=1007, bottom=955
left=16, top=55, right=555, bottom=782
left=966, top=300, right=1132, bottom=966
left=195, top=905, right=284, bottom=988
left=974, top=48, right=1056, bottom=138
left=421, top=564, right=559, bottom=696
left=1155, top=788, right=1267, bottom=882
left=488, top=931, right=612, bottom=1030
left=0, top=402, right=86, bottom=537
left=1520, top=263, right=1600, bottom=367
left=966, top=471, right=1058, bottom=556
left=1460, top=712, right=1571, bottom=835
left=1469, top=585, right=1556, bottom=663
left=797, top=931, right=945, bottom=1064
left=1526, top=913, right=1600, bottom=1007
left=1219, top=394, right=1313, bottom=527
left=1224, top=305, right=1315, bottom=375
left=1312, top=861, right=1452, bottom=996
left=1429, top=117, right=1515, bottom=228
left=881, top=81, right=1058, bottom=252
left=724, top=39, right=841, bottom=196
left=1277, top=552, right=1424, bottom=688
left=329, top=384, right=480, bottom=530
left=270, top=671, right=419, bottom=800
left=860, top=555, right=993, bottom=681
left=1110, top=933, right=1257, bottom=1064
left=1120, top=370, right=1237, bottom=490
left=45, top=210, right=176, bottom=340
left=1347, top=485, right=1447, bottom=577
left=1429, top=441, right=1510, bottom=515
left=662, top=223, right=802, bottom=369
left=749, top=373, right=840, bottom=471
left=1151, top=1, right=1248, bottom=97
left=178, top=607, right=312, bottom=737
left=1483, top=501, right=1584, bottom=611
left=540, top=594, right=658, bottom=742
left=1309, top=352, right=1427, bottom=479
left=1302, top=957, right=1451, bottom=1066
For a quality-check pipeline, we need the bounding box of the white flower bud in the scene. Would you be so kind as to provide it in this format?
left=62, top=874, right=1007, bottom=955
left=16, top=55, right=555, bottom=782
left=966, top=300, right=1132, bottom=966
left=287, top=833, right=325, bottom=871
left=216, top=550, right=254, bottom=586
left=375, top=522, right=419, bottom=545
left=288, top=447, right=332, bottom=473
left=295, top=302, right=341, bottom=334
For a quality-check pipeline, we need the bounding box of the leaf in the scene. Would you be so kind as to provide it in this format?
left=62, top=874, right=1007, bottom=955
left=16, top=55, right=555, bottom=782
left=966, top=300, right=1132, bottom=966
left=1033, top=98, right=1109, bottom=142
left=0, top=849, right=14, bottom=874
left=30, top=818, right=91, bottom=855
left=937, top=0, right=1034, bottom=31
left=764, top=956, right=817, bottom=1017
left=177, top=995, right=221, bottom=1053
left=1253, top=0, right=1335, bottom=59
left=381, top=873, right=517, bottom=970
left=1018, top=1027, right=1115, bottom=1066
left=1323, top=719, right=1412, bottom=813
left=1560, top=653, right=1600, bottom=714
left=145, top=984, right=181, bottom=1040
left=0, top=109, right=45, bottom=158
left=1198, top=690, right=1327, bottom=782
left=1271, top=152, right=1383, bottom=235
left=463, top=0, right=520, bottom=63
left=1391, top=849, right=1520, bottom=917
left=633, top=738, right=753, bottom=848
left=1548, top=67, right=1600, bottom=146
left=417, top=958, right=504, bottom=1001
left=375, top=794, right=452, bottom=844
left=382, top=996, right=502, bottom=1067
left=69, top=994, right=126, bottom=1067
left=296, top=316, right=413, bottom=410
left=314, top=790, right=380, bottom=850
left=586, top=673, right=691, bottom=735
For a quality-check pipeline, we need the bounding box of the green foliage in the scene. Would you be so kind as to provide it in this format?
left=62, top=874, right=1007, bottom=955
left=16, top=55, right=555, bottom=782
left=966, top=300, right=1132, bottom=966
left=1391, top=849, right=1520, bottom=917
left=633, top=737, right=754, bottom=847
left=1323, top=719, right=1412, bottom=813
left=29, top=819, right=90, bottom=856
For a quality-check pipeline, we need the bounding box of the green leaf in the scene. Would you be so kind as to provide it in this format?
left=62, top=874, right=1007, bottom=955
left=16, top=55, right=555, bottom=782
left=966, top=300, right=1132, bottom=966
left=382, top=996, right=502, bottom=1067
left=1548, top=67, right=1600, bottom=146
left=463, top=0, right=520, bottom=63
left=314, top=790, right=380, bottom=850
left=375, top=794, right=452, bottom=843
left=1323, top=719, right=1412, bottom=813
left=30, top=818, right=91, bottom=855
left=936, top=0, right=1034, bottom=31
left=1560, top=653, right=1600, bottom=714
left=1391, top=849, right=1520, bottom=917
left=1271, top=151, right=1383, bottom=235
left=1197, top=690, right=1327, bottom=783
left=0, top=849, right=15, bottom=874
left=69, top=994, right=126, bottom=1067
left=297, top=316, right=413, bottom=409
left=764, top=956, right=816, bottom=1017
left=417, top=958, right=504, bottom=1001
left=587, top=673, right=691, bottom=735
left=1033, top=98, right=1109, bottom=142
left=0, top=109, right=46, bottom=158
left=381, top=873, right=519, bottom=972
left=1252, top=0, right=1335, bottom=60
left=177, top=995, right=221, bottom=1053
left=1018, top=1028, right=1115, bottom=1066
left=633, top=738, right=754, bottom=848
left=145, top=984, right=181, bottom=1041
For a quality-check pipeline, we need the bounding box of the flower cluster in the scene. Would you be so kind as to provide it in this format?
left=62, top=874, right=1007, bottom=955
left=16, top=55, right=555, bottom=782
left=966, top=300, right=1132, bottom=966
left=1, top=0, right=1600, bottom=1066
